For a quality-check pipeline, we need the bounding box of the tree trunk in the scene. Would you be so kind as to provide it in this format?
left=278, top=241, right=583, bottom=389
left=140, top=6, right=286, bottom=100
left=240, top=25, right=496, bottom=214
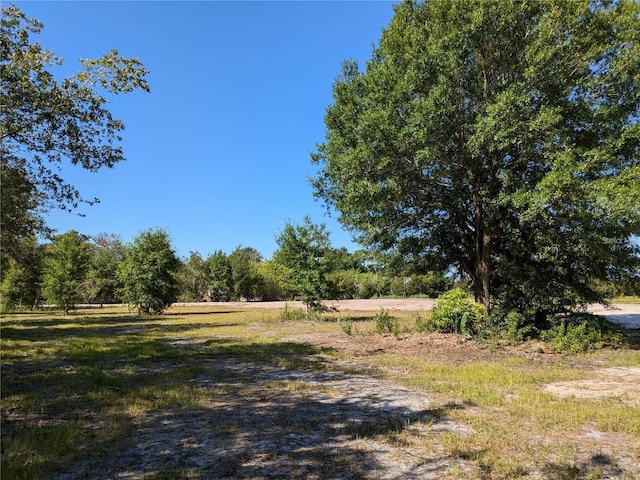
left=474, top=229, right=492, bottom=310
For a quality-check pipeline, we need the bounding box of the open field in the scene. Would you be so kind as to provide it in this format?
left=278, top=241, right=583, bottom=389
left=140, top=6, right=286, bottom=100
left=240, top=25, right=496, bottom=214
left=2, top=302, right=640, bottom=479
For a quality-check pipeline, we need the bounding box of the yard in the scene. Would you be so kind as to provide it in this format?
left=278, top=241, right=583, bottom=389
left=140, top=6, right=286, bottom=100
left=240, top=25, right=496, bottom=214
left=2, top=302, right=639, bottom=479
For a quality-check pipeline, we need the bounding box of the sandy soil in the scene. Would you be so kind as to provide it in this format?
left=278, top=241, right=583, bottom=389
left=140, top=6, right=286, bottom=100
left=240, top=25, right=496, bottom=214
left=544, top=366, right=640, bottom=407
left=178, top=298, right=438, bottom=312
left=52, top=299, right=640, bottom=479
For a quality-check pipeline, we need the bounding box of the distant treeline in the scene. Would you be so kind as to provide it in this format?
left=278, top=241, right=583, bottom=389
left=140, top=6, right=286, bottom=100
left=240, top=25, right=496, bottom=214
left=0, top=228, right=454, bottom=311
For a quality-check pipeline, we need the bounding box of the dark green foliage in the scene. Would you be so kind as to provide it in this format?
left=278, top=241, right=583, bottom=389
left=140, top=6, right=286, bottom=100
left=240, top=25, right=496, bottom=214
left=228, top=246, right=263, bottom=301
left=483, top=309, right=540, bottom=342
left=83, top=233, right=126, bottom=305
left=252, top=260, right=293, bottom=301
left=1, top=5, right=149, bottom=311
left=0, top=6, right=149, bottom=273
left=207, top=250, right=233, bottom=301
left=1, top=5, right=149, bottom=213
left=0, top=160, right=46, bottom=275
left=312, top=0, right=640, bottom=319
left=0, top=235, right=42, bottom=310
left=117, top=229, right=180, bottom=314
left=177, top=251, right=209, bottom=302
left=273, top=217, right=335, bottom=312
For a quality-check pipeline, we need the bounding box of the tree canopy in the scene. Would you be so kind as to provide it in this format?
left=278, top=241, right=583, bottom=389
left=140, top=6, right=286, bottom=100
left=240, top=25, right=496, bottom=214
left=312, top=0, right=640, bottom=317
left=0, top=4, right=149, bottom=271
left=117, top=229, right=181, bottom=314
left=41, top=230, right=91, bottom=314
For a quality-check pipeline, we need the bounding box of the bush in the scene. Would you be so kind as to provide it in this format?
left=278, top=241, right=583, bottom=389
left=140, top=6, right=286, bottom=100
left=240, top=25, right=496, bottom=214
left=428, top=288, right=485, bottom=335
left=540, top=314, right=627, bottom=353
left=374, top=309, right=399, bottom=335
left=483, top=309, right=539, bottom=342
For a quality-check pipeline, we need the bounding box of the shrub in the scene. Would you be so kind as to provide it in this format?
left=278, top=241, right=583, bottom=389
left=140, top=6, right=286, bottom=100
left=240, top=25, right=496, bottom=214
left=482, top=309, right=539, bottom=342
left=428, top=288, right=485, bottom=335
left=374, top=309, right=399, bottom=335
left=278, top=303, right=307, bottom=321
left=540, top=314, right=627, bottom=353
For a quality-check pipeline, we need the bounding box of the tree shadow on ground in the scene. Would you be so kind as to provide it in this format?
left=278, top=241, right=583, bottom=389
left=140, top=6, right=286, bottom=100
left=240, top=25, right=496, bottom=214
left=0, top=314, right=244, bottom=348
left=1, top=315, right=458, bottom=479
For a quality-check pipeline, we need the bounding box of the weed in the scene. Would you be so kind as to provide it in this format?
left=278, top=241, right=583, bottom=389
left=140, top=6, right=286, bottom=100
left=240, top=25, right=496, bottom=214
left=278, top=303, right=307, bottom=321
left=374, top=309, right=399, bottom=335
left=414, top=312, right=430, bottom=332
left=340, top=316, right=354, bottom=336
left=541, top=314, right=627, bottom=353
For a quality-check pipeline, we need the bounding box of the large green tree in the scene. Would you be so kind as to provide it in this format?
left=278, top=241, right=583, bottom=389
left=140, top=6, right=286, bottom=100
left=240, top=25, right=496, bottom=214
left=117, top=229, right=181, bottom=314
left=1, top=5, right=149, bottom=261
left=42, top=230, right=91, bottom=314
left=313, top=0, right=640, bottom=317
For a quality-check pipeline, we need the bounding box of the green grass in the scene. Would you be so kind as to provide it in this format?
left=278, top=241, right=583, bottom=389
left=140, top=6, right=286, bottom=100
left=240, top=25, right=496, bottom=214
left=0, top=307, right=342, bottom=479
left=360, top=350, right=640, bottom=478
left=2, top=306, right=639, bottom=479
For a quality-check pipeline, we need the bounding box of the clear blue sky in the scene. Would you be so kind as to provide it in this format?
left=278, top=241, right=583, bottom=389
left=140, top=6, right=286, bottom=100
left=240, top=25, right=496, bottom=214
left=15, top=1, right=396, bottom=259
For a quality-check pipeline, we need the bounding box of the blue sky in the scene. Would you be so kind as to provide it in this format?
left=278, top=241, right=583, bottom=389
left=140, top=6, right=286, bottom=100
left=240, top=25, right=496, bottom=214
left=15, top=1, right=396, bottom=259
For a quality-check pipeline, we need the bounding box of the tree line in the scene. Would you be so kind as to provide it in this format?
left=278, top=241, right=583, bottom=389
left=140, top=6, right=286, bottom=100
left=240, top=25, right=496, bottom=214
left=0, top=219, right=454, bottom=314
left=2, top=2, right=639, bottom=330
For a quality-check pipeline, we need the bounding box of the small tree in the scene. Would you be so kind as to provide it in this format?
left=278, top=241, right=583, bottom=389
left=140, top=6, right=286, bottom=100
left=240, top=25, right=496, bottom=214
left=273, top=216, right=335, bottom=313
left=177, top=251, right=209, bottom=302
left=42, top=230, right=91, bottom=314
left=83, top=233, right=126, bottom=305
left=228, top=246, right=262, bottom=301
left=117, top=229, right=180, bottom=314
left=207, top=250, right=233, bottom=301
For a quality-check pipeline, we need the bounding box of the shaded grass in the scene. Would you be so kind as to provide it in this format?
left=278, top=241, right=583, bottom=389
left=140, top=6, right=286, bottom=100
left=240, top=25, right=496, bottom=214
left=1, top=307, right=338, bottom=478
